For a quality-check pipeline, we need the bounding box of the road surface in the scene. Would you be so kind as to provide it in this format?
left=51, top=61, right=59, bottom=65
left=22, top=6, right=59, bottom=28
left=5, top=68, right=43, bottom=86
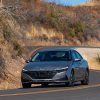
left=0, top=70, right=100, bottom=100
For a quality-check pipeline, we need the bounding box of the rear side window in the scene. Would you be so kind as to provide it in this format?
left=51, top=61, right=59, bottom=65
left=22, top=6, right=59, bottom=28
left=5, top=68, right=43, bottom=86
left=71, top=50, right=83, bottom=60
left=71, top=51, right=77, bottom=59
left=75, top=51, right=83, bottom=60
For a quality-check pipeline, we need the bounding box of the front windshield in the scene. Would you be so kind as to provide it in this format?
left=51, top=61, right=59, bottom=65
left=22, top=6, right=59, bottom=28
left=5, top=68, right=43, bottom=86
left=31, top=51, right=70, bottom=62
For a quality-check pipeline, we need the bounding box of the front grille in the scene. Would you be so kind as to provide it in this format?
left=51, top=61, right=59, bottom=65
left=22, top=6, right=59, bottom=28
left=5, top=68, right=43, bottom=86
left=25, top=71, right=57, bottom=79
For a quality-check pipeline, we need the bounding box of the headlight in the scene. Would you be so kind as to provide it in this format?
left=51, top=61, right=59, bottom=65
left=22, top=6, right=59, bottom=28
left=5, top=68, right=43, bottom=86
left=61, top=66, right=68, bottom=70
left=22, top=69, right=28, bottom=72
left=56, top=66, right=69, bottom=72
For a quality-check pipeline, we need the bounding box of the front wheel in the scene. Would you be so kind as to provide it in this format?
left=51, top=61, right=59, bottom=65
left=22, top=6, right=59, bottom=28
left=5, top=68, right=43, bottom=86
left=81, top=71, right=89, bottom=85
left=66, top=71, right=75, bottom=87
left=22, top=83, right=31, bottom=88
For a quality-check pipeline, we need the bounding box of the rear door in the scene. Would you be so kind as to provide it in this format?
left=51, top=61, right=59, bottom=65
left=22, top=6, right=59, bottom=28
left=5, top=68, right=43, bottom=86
left=74, top=51, right=85, bottom=79
left=71, top=50, right=80, bottom=81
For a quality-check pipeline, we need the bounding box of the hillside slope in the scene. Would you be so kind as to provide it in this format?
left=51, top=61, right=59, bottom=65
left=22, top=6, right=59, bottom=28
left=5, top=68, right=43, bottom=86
left=0, top=8, right=25, bottom=89
left=1, top=0, right=100, bottom=46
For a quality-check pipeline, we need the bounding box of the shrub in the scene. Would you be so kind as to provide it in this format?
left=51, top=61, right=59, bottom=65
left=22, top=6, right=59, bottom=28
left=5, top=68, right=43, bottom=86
left=68, top=21, right=86, bottom=34
left=68, top=28, right=76, bottom=37
left=3, top=26, right=12, bottom=42
left=0, top=49, right=6, bottom=79
left=96, top=54, right=100, bottom=64
left=12, top=40, right=22, bottom=56
left=47, top=11, right=58, bottom=19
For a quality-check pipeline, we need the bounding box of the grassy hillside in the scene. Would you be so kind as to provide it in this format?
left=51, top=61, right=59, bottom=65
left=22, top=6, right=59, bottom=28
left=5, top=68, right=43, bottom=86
left=1, top=0, right=100, bottom=46
left=0, top=8, right=25, bottom=89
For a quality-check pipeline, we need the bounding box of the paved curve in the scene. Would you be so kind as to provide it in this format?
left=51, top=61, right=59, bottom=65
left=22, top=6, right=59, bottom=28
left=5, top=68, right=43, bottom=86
left=0, top=70, right=100, bottom=100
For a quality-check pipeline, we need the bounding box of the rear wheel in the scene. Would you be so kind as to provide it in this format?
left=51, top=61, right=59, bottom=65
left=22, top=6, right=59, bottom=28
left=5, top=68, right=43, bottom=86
left=22, top=83, right=31, bottom=88
left=81, top=71, right=89, bottom=85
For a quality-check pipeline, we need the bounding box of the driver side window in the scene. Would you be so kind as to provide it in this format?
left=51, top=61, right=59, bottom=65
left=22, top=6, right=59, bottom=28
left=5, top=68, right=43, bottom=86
left=72, top=51, right=77, bottom=60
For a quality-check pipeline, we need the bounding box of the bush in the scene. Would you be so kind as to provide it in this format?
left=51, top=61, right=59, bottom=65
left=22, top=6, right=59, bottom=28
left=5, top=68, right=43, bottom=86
left=12, top=40, right=22, bottom=56
left=0, top=49, right=6, bottom=79
left=3, top=26, right=12, bottom=42
left=96, top=54, right=100, bottom=64
left=34, top=5, right=87, bottom=40
left=68, top=21, right=86, bottom=34
left=68, top=28, right=76, bottom=37
left=47, top=11, right=59, bottom=19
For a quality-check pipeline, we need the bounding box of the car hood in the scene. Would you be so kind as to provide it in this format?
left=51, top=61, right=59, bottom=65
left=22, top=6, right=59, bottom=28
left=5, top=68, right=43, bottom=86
left=23, top=61, right=71, bottom=71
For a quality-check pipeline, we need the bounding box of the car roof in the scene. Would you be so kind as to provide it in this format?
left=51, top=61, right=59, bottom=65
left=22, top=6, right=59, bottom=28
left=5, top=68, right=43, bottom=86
left=38, top=47, right=75, bottom=52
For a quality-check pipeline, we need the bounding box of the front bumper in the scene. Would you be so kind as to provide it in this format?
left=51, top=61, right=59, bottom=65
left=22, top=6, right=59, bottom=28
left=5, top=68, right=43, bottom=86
left=21, top=71, right=68, bottom=84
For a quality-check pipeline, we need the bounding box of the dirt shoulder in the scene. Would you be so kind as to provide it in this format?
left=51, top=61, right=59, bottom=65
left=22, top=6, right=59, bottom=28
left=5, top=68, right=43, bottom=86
left=77, top=48, right=100, bottom=70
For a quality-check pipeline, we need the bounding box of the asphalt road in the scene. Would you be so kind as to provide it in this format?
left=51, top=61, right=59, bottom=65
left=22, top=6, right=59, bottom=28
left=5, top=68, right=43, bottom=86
left=0, top=70, right=100, bottom=100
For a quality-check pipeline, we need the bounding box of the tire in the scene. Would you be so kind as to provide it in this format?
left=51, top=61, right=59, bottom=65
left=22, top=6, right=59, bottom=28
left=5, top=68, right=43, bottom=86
left=22, top=83, right=31, bottom=88
left=41, top=83, right=48, bottom=87
left=81, top=71, right=89, bottom=85
left=66, top=71, right=75, bottom=87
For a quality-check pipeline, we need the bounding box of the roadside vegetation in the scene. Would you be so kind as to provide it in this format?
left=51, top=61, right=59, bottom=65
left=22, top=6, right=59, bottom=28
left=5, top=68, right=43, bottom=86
left=2, top=0, right=100, bottom=46
left=96, top=54, right=100, bottom=64
left=0, top=8, right=25, bottom=89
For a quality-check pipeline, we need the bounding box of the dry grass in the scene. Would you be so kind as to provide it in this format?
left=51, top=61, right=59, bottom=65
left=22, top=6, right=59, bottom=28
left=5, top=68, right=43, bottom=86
left=0, top=8, right=25, bottom=90
left=77, top=2, right=97, bottom=7
left=0, top=43, right=24, bottom=90
left=1, top=0, right=100, bottom=46
left=96, top=54, right=100, bottom=64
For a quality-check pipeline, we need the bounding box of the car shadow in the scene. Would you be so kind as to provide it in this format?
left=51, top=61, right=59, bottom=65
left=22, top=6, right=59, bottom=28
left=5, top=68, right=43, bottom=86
left=20, top=82, right=82, bottom=89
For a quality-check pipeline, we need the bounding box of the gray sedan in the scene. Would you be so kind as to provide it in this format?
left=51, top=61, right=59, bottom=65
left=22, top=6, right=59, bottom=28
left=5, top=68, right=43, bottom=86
left=21, top=47, right=89, bottom=88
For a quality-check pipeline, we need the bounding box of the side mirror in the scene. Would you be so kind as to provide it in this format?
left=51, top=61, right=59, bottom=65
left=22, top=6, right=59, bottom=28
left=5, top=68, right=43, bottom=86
left=25, top=60, right=30, bottom=63
left=74, top=59, right=81, bottom=62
